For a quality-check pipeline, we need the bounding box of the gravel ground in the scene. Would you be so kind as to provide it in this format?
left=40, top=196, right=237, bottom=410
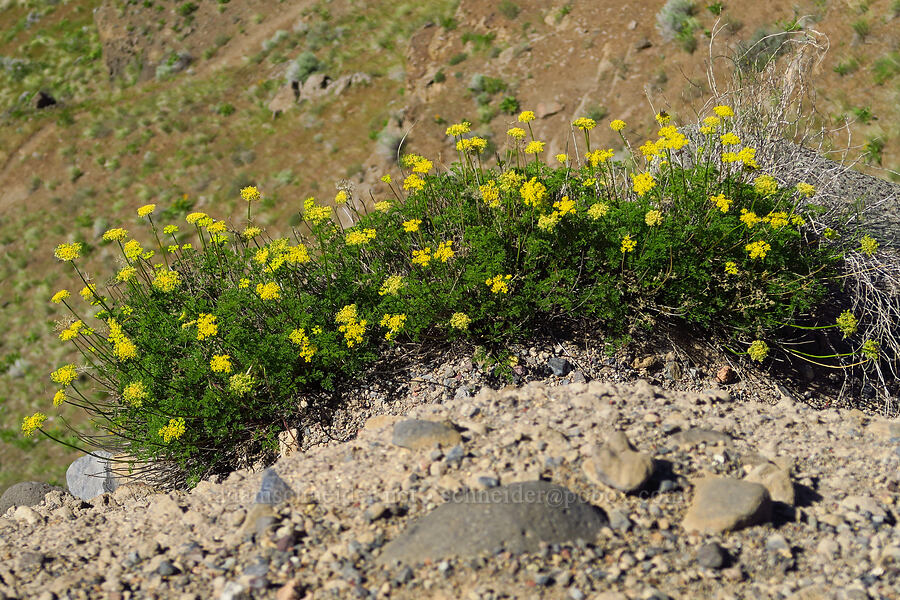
left=2, top=351, right=900, bottom=599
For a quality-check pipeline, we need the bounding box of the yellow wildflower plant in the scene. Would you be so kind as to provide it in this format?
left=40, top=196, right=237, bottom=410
left=621, top=234, right=637, bottom=253
left=137, top=204, right=156, bottom=217
left=586, top=149, right=615, bottom=166
left=747, top=340, right=769, bottom=362
left=303, top=197, right=332, bottom=224
left=766, top=211, right=790, bottom=229
left=434, top=240, right=455, bottom=262
left=537, top=212, right=561, bottom=232
left=379, top=275, right=406, bottom=296
left=753, top=174, right=778, bottom=196
left=861, top=340, right=879, bottom=361
left=739, top=209, right=760, bottom=228
left=745, top=240, right=771, bottom=259
left=158, top=417, right=186, bottom=443
left=123, top=239, right=144, bottom=261
left=412, top=247, right=432, bottom=267
left=449, top=312, right=471, bottom=330
left=631, top=172, right=656, bottom=197
left=719, top=132, right=740, bottom=146
left=256, top=282, right=281, bottom=300
left=289, top=328, right=317, bottom=362
left=185, top=212, right=208, bottom=225
left=51, top=364, right=78, bottom=387
left=240, top=186, right=261, bottom=203
left=228, top=373, right=254, bottom=396
left=403, top=173, right=426, bottom=192
left=410, top=157, right=433, bottom=174
left=796, top=182, right=816, bottom=197
left=51, top=289, right=70, bottom=304
left=102, top=228, right=128, bottom=242
left=374, top=201, right=392, bottom=212
left=498, top=170, right=524, bottom=192
left=703, top=115, right=720, bottom=128
left=242, top=226, right=262, bottom=240
left=609, top=119, right=626, bottom=131
left=485, top=274, right=512, bottom=294
left=645, top=210, right=663, bottom=227
left=836, top=311, right=858, bottom=338
left=507, top=127, right=526, bottom=140
left=53, top=389, right=66, bottom=407
left=163, top=224, right=179, bottom=235
left=572, top=117, right=596, bottom=130
left=21, top=412, right=47, bottom=437
left=555, top=153, right=568, bottom=164
left=860, top=235, right=879, bottom=256
left=517, top=110, right=535, bottom=123
left=713, top=105, right=734, bottom=118
left=380, top=313, right=407, bottom=341
left=210, top=354, right=232, bottom=373
left=655, top=111, right=671, bottom=125
left=345, top=228, right=377, bottom=246
left=710, top=193, right=732, bottom=213
left=524, top=140, right=545, bottom=155
left=724, top=261, right=739, bottom=275
left=122, top=381, right=148, bottom=407
left=553, top=196, right=575, bottom=217
left=520, top=177, right=547, bottom=208
left=59, top=320, right=83, bottom=341
left=479, top=180, right=501, bottom=208
left=80, top=284, right=100, bottom=305
left=152, top=269, right=181, bottom=293
left=445, top=122, right=471, bottom=136
left=402, top=219, right=422, bottom=233
left=195, top=313, right=218, bottom=340
left=456, top=137, right=487, bottom=154
left=587, top=202, right=609, bottom=220
left=54, top=242, right=82, bottom=262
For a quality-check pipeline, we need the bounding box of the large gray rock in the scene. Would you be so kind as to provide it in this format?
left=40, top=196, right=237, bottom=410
left=0, top=482, right=64, bottom=516
left=377, top=481, right=607, bottom=565
left=66, top=451, right=119, bottom=501
left=682, top=477, right=772, bottom=534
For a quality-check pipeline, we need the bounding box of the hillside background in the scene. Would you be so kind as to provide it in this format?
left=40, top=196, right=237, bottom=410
left=1, top=0, right=898, bottom=493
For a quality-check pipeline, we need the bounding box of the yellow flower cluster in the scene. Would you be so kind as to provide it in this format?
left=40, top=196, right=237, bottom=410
left=336, top=304, right=367, bottom=348
left=229, top=373, right=254, bottom=396
left=657, top=126, right=688, bottom=150
left=739, top=209, right=760, bottom=228
left=517, top=110, right=535, bottom=123
left=520, top=177, right=547, bottom=208
left=123, top=239, right=144, bottom=261
left=164, top=224, right=179, bottom=235
left=639, top=140, right=659, bottom=159
left=21, top=412, right=46, bottom=437
left=53, top=389, right=66, bottom=406
left=621, top=234, right=637, bottom=253
left=645, top=210, right=663, bottom=227
left=753, top=174, right=778, bottom=196
left=59, top=320, right=83, bottom=341
left=724, top=261, right=739, bottom=275
left=434, top=240, right=455, bottom=262
left=537, top=212, right=560, bottom=232
left=655, top=112, right=671, bottom=125
left=51, top=363, right=78, bottom=387
left=210, top=354, right=232, bottom=373
left=258, top=239, right=311, bottom=272
left=572, top=117, right=596, bottom=130
left=748, top=340, right=768, bottom=362
left=710, top=193, right=732, bottom=213
left=186, top=212, right=208, bottom=225
left=449, top=312, right=471, bottom=330
left=102, top=228, right=128, bottom=242
left=152, top=269, right=181, bottom=293
left=196, top=313, right=218, bottom=340
left=479, top=180, right=501, bottom=208
left=412, top=247, right=432, bottom=267
left=796, top=182, right=816, bottom=197
left=379, top=274, right=406, bottom=296
left=524, top=141, right=545, bottom=155
left=206, top=220, right=227, bottom=234
left=586, top=148, right=615, bottom=166
left=158, top=417, right=186, bottom=443
left=766, top=211, right=789, bottom=228
left=374, top=201, right=392, bottom=212
left=122, top=381, right=148, bottom=407
left=303, top=197, right=332, bottom=224
left=745, top=240, right=771, bottom=259
left=116, top=266, right=137, bottom=282
left=241, top=186, right=261, bottom=203
left=507, top=127, right=526, bottom=140
left=836, top=310, right=858, bottom=338
left=485, top=274, right=512, bottom=294
left=107, top=317, right=138, bottom=361
left=137, top=204, right=156, bottom=218
left=256, top=282, right=281, bottom=300
left=556, top=153, right=568, bottom=164
left=631, top=172, right=656, bottom=197
left=456, top=137, right=487, bottom=154
left=335, top=190, right=349, bottom=204
left=51, top=289, right=70, bottom=304
left=713, top=105, right=734, bottom=118
left=860, top=235, right=879, bottom=256
left=54, top=242, right=82, bottom=262
left=80, top=284, right=100, bottom=305
left=403, top=173, right=426, bottom=191
left=587, top=202, right=609, bottom=220
left=289, top=328, right=317, bottom=362
left=402, top=219, right=422, bottom=232
left=720, top=132, right=740, bottom=146
left=610, top=119, right=626, bottom=131
left=242, top=226, right=262, bottom=239
left=445, top=122, right=471, bottom=137
left=345, top=228, right=377, bottom=246
left=380, top=313, right=407, bottom=341
left=861, top=339, right=879, bottom=360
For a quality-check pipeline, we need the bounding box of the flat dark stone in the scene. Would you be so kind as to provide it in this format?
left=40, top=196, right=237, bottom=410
left=377, top=481, right=607, bottom=565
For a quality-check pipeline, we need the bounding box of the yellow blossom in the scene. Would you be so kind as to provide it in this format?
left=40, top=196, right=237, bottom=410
left=403, top=173, right=426, bottom=192
left=456, top=137, right=487, bottom=153
left=861, top=339, right=879, bottom=361
left=137, top=204, right=156, bottom=217
left=229, top=373, right=254, bottom=396
left=498, top=170, right=524, bottom=192
left=185, top=212, right=208, bottom=224
left=345, top=228, right=377, bottom=246
left=748, top=340, right=768, bottom=362
left=517, top=110, right=535, bottom=123
left=740, top=209, right=760, bottom=228
left=374, top=201, right=392, bottom=212
left=379, top=275, right=406, bottom=296
left=206, top=220, right=227, bottom=234
left=767, top=211, right=789, bottom=228
left=537, top=212, right=560, bottom=232
left=524, top=140, right=545, bottom=155
left=725, top=261, right=738, bottom=275
left=158, top=417, right=185, bottom=443
left=54, top=242, right=82, bottom=262
left=240, top=186, right=261, bottom=203
left=485, top=274, right=512, bottom=294
left=402, top=219, right=422, bottom=233
left=507, top=127, right=526, bottom=140
left=380, top=313, right=407, bottom=340
left=210, top=354, right=232, bottom=373
left=713, top=105, right=734, bottom=118
left=256, top=282, right=281, bottom=300
left=238, top=278, right=250, bottom=289
left=51, top=290, right=70, bottom=304
left=122, top=381, right=148, bottom=407
left=638, top=140, right=659, bottom=159
left=479, top=180, right=501, bottom=208
left=553, top=196, right=575, bottom=217
left=449, top=312, right=471, bottom=330
left=720, top=132, right=741, bottom=146
left=445, top=122, right=471, bottom=136
left=21, top=412, right=47, bottom=437
left=520, top=177, right=547, bottom=208
left=434, top=240, right=455, bottom=262
left=573, top=117, right=596, bottom=130
left=836, top=311, right=858, bottom=338
left=860, top=235, right=879, bottom=256
left=555, top=153, right=568, bottom=164
left=381, top=174, right=392, bottom=184
left=586, top=148, right=615, bottom=166
left=196, top=313, right=218, bottom=340
left=609, top=119, right=626, bottom=131
left=152, top=270, right=181, bottom=293
left=123, top=239, right=143, bottom=261
left=710, top=193, right=732, bottom=213
left=655, top=111, right=671, bottom=125
left=745, top=240, right=771, bottom=259
left=59, top=320, right=83, bottom=341
left=631, top=172, right=656, bottom=197
left=587, top=202, right=609, bottom=220
left=703, top=115, right=721, bottom=127
left=412, top=247, right=432, bottom=267
left=102, top=228, right=128, bottom=242
left=51, top=364, right=78, bottom=386
left=621, top=234, right=637, bottom=253
left=242, top=226, right=262, bottom=239
left=163, top=224, right=179, bottom=235
left=796, top=182, right=816, bottom=197
left=289, top=328, right=317, bottom=362
left=53, top=389, right=66, bottom=407
left=645, top=210, right=663, bottom=226
left=303, top=197, right=332, bottom=224
left=753, top=174, right=778, bottom=196
left=334, top=190, right=349, bottom=204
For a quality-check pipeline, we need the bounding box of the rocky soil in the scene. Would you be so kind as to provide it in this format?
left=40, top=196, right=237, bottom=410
left=3, top=364, right=900, bottom=599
